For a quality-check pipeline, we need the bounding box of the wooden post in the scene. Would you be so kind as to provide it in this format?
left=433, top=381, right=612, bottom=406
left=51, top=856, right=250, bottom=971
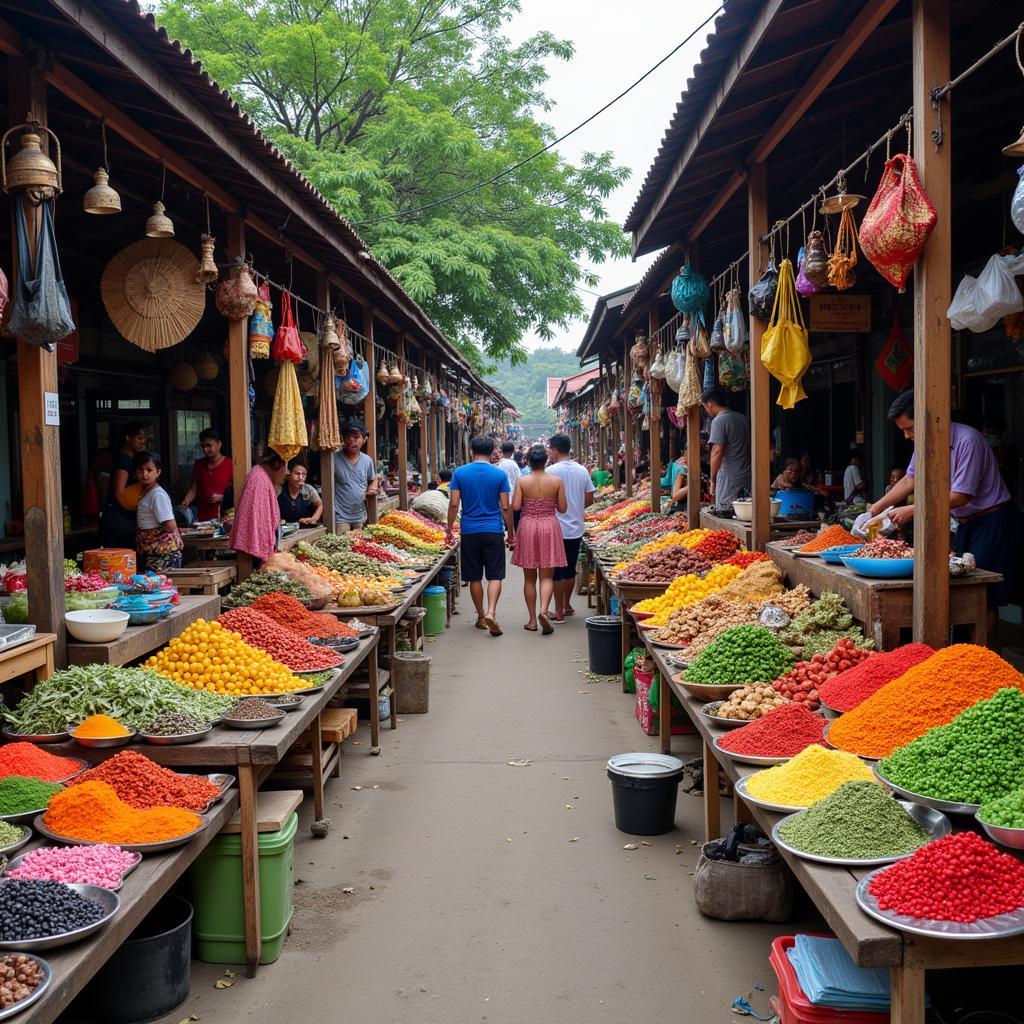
left=419, top=350, right=429, bottom=488
left=362, top=308, right=378, bottom=524
left=623, top=338, right=634, bottom=496
left=10, top=58, right=65, bottom=665
left=397, top=333, right=409, bottom=510
left=612, top=356, right=622, bottom=488
left=686, top=245, right=703, bottom=530
left=225, top=215, right=252, bottom=579
left=648, top=307, right=662, bottom=512
left=316, top=272, right=335, bottom=532
left=912, top=0, right=951, bottom=645
left=748, top=163, right=771, bottom=551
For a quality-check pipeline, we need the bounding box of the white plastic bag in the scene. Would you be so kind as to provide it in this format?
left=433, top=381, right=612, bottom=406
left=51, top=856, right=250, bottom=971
left=1012, top=166, right=1024, bottom=236
left=948, top=252, right=1024, bottom=332
left=723, top=286, right=748, bottom=354
left=665, top=347, right=685, bottom=392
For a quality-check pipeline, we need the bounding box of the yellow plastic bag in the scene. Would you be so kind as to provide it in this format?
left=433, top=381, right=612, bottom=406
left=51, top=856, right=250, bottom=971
left=760, top=258, right=810, bottom=409
left=269, top=360, right=308, bottom=461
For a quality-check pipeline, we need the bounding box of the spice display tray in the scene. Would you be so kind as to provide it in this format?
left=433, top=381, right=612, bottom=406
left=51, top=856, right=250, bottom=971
left=70, top=728, right=138, bottom=750
left=4, top=849, right=142, bottom=892
left=263, top=695, right=306, bottom=713
left=0, top=884, right=120, bottom=950
left=790, top=551, right=821, bottom=558
left=1, top=729, right=71, bottom=745
left=710, top=736, right=790, bottom=767
left=223, top=712, right=286, bottom=730
left=33, top=816, right=209, bottom=855
left=678, top=680, right=740, bottom=701
left=822, top=721, right=879, bottom=761
left=698, top=702, right=750, bottom=730
left=647, top=638, right=687, bottom=651
left=818, top=701, right=845, bottom=718
left=872, top=764, right=981, bottom=816
left=977, top=818, right=1024, bottom=850
left=733, top=775, right=808, bottom=813
left=201, top=773, right=235, bottom=810
left=770, top=801, right=951, bottom=867
left=139, top=724, right=213, bottom=745
left=855, top=869, right=1024, bottom=939
left=0, top=954, right=51, bottom=1021
left=0, top=824, right=32, bottom=857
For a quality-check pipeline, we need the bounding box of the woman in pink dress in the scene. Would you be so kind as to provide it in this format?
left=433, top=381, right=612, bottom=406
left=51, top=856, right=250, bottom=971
left=511, top=444, right=567, bottom=634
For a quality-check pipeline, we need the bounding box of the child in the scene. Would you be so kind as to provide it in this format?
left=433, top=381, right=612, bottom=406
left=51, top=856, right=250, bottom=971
left=133, top=451, right=183, bottom=571
left=843, top=449, right=868, bottom=503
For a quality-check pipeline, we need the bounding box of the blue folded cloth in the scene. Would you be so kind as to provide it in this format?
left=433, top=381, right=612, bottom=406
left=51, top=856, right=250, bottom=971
left=787, top=935, right=890, bottom=1010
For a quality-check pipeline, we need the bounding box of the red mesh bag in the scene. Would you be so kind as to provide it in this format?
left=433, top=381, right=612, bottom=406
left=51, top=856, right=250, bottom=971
left=858, top=154, right=937, bottom=292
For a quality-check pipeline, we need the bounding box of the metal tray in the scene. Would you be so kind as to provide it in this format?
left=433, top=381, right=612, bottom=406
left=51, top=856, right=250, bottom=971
left=647, top=637, right=688, bottom=651
left=263, top=695, right=305, bottom=713
left=33, top=815, right=208, bottom=855
left=822, top=721, right=879, bottom=761
left=0, top=954, right=51, bottom=1021
left=699, top=702, right=751, bottom=730
left=872, top=763, right=981, bottom=816
left=195, top=773, right=234, bottom=812
left=855, top=869, right=1024, bottom=939
left=771, top=801, right=951, bottom=867
left=0, top=624, right=36, bottom=650
left=711, top=736, right=793, bottom=767
left=1, top=729, right=71, bottom=745
left=0, top=804, right=53, bottom=826
left=733, top=775, right=809, bottom=813
left=664, top=654, right=689, bottom=670
left=0, top=884, right=119, bottom=950
left=4, top=849, right=142, bottom=892
left=70, top=727, right=138, bottom=749
left=223, top=711, right=286, bottom=730
left=140, top=724, right=213, bottom=745
left=0, top=825, right=32, bottom=857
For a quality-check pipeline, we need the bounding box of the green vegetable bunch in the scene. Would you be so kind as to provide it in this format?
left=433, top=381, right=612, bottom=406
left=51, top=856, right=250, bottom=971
left=684, top=624, right=795, bottom=686
left=301, top=547, right=392, bottom=578
left=222, top=571, right=312, bottom=608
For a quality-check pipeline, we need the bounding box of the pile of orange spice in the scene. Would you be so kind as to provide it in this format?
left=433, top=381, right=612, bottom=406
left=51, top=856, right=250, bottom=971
left=72, top=715, right=131, bottom=739
left=797, top=525, right=857, bottom=554
left=44, top=780, right=200, bottom=844
left=827, top=645, right=1024, bottom=759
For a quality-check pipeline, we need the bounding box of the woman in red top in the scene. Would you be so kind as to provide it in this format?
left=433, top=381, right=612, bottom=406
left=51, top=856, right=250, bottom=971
left=180, top=428, right=233, bottom=521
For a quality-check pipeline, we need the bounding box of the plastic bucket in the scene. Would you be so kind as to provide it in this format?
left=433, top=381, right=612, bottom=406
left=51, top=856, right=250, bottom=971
left=586, top=615, right=621, bottom=675
left=423, top=585, right=447, bottom=635
left=80, top=895, right=193, bottom=1023
left=607, top=753, right=684, bottom=835
left=609, top=595, right=620, bottom=615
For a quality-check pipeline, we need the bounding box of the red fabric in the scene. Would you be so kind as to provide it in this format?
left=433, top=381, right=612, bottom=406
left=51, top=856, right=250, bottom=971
left=191, top=457, right=234, bottom=520
left=272, top=291, right=305, bottom=362
left=511, top=498, right=567, bottom=569
left=875, top=309, right=913, bottom=392
left=229, top=465, right=279, bottom=562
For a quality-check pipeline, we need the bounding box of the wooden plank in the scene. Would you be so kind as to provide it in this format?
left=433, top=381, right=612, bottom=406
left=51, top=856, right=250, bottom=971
left=363, top=309, right=379, bottom=524
left=222, top=789, right=303, bottom=834
left=911, top=0, right=952, bottom=647
left=688, top=166, right=747, bottom=243
left=397, top=332, right=409, bottom=510
left=623, top=337, right=634, bottom=496
left=747, top=163, right=771, bottom=551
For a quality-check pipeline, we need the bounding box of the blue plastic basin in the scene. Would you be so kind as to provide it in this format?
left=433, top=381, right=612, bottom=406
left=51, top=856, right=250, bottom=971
left=840, top=555, right=914, bottom=579
left=819, top=544, right=863, bottom=565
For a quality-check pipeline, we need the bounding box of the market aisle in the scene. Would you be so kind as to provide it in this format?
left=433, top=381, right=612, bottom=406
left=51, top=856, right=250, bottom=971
left=182, top=566, right=811, bottom=1024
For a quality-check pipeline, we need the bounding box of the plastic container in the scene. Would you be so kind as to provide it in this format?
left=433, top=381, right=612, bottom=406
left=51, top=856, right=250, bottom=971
left=776, top=490, right=815, bottom=516
left=607, top=753, right=684, bottom=835
left=80, top=895, right=193, bottom=1023
left=609, top=595, right=620, bottom=616
left=423, top=585, right=447, bottom=636
left=190, top=812, right=297, bottom=965
left=586, top=615, right=621, bottom=675
left=83, top=548, right=136, bottom=576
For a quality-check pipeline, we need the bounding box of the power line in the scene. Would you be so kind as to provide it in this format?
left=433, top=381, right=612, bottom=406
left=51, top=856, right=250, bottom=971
left=354, top=5, right=725, bottom=227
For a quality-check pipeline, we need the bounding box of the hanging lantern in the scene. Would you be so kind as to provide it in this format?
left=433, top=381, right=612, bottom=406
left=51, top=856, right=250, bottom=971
left=194, top=351, right=218, bottom=381
left=145, top=201, right=174, bottom=239
left=170, top=362, right=198, bottom=392
left=195, top=234, right=218, bottom=284
left=83, top=121, right=120, bottom=214
left=322, top=315, right=340, bottom=351
left=376, top=361, right=389, bottom=386
left=1, top=118, right=61, bottom=200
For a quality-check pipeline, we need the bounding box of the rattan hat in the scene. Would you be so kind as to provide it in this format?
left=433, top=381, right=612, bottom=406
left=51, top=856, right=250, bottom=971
left=101, top=238, right=205, bottom=351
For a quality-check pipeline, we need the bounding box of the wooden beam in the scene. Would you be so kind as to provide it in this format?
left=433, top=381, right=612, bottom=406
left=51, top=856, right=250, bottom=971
left=911, top=0, right=951, bottom=646
left=397, top=333, right=409, bottom=510
left=632, top=0, right=785, bottom=255
left=11, top=57, right=66, bottom=666
left=316, top=271, right=336, bottom=532
left=689, top=167, right=747, bottom=243
left=748, top=163, right=771, bottom=551
left=623, top=338, right=634, bottom=497
left=687, top=244, right=703, bottom=530
left=648, top=305, right=662, bottom=513
left=362, top=309, right=378, bottom=524
left=419, top=350, right=429, bottom=489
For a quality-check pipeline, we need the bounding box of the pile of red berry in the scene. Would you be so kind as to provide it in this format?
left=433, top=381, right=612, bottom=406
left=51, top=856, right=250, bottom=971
left=693, top=530, right=741, bottom=562
left=216, top=607, right=342, bottom=671
left=869, top=832, right=1024, bottom=923
left=726, top=551, right=770, bottom=570
left=772, top=638, right=873, bottom=710
left=65, top=573, right=109, bottom=593
left=351, top=539, right=400, bottom=563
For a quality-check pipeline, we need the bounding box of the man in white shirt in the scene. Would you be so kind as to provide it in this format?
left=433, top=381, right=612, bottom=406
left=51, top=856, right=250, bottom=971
left=546, top=433, right=595, bottom=622
left=498, top=441, right=522, bottom=528
left=843, top=448, right=867, bottom=503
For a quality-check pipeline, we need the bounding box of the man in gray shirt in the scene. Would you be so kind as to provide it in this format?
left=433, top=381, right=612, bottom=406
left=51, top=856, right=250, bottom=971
left=701, top=386, right=751, bottom=510
left=334, top=420, right=377, bottom=529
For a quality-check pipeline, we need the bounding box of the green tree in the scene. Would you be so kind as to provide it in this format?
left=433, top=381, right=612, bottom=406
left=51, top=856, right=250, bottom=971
left=157, top=0, right=630, bottom=367
left=487, top=346, right=581, bottom=435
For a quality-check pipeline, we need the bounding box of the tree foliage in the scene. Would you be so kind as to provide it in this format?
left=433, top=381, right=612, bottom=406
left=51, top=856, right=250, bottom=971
left=158, top=0, right=630, bottom=365
left=486, top=347, right=580, bottom=436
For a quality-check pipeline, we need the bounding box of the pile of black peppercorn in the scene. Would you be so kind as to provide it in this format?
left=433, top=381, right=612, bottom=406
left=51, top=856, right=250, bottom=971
left=0, top=879, right=106, bottom=940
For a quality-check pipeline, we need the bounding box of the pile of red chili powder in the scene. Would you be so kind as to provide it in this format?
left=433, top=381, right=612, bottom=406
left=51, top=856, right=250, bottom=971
left=0, top=743, right=83, bottom=783
left=716, top=703, right=826, bottom=758
left=217, top=608, right=341, bottom=671
left=869, top=832, right=1024, bottom=923
left=818, top=643, right=934, bottom=713
left=67, top=751, right=219, bottom=812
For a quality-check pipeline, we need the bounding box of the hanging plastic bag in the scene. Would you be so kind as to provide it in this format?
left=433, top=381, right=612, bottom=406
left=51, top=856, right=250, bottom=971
left=948, top=252, right=1024, bottom=332
left=6, top=199, right=75, bottom=348
left=702, top=352, right=717, bottom=391
left=665, top=347, right=685, bottom=391
left=337, top=354, right=370, bottom=404
left=795, top=246, right=819, bottom=298
left=724, top=286, right=748, bottom=354
left=859, top=153, right=937, bottom=292
left=649, top=346, right=667, bottom=379
left=268, top=360, right=308, bottom=462
left=671, top=260, right=710, bottom=315
left=709, top=313, right=726, bottom=352
left=748, top=258, right=778, bottom=320
left=828, top=208, right=858, bottom=291
left=1013, top=167, right=1024, bottom=236
left=272, top=291, right=305, bottom=362
left=761, top=258, right=811, bottom=409
left=719, top=350, right=748, bottom=391
left=627, top=377, right=643, bottom=412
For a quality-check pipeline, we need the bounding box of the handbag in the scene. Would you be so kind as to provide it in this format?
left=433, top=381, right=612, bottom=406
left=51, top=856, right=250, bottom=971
left=272, top=291, right=305, bottom=362
left=760, top=258, right=811, bottom=409
left=718, top=349, right=748, bottom=391
left=748, top=258, right=778, bottom=320
left=215, top=260, right=258, bottom=319
left=670, top=260, right=710, bottom=315
left=723, top=286, right=748, bottom=354
left=679, top=339, right=702, bottom=409
left=802, top=230, right=830, bottom=288
left=795, top=246, right=819, bottom=298
left=709, top=313, right=726, bottom=352
left=7, top=198, right=75, bottom=348
left=827, top=208, right=858, bottom=291
left=691, top=313, right=712, bottom=359
left=859, top=153, right=937, bottom=292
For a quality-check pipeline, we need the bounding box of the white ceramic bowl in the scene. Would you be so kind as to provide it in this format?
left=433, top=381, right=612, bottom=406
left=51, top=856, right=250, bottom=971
left=732, top=499, right=781, bottom=522
left=64, top=609, right=130, bottom=643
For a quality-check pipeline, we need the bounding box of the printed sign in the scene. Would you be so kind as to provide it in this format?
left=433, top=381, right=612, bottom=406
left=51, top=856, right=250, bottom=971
left=809, top=294, right=871, bottom=333
left=44, top=392, right=59, bottom=426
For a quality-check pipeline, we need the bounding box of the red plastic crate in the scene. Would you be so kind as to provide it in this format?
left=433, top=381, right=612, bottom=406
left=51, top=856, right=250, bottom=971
left=769, top=936, right=890, bottom=1024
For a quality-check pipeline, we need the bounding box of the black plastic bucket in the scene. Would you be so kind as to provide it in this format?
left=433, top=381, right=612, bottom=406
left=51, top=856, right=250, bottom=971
left=607, top=753, right=685, bottom=835
left=586, top=614, right=621, bottom=675
left=80, top=895, right=193, bottom=1023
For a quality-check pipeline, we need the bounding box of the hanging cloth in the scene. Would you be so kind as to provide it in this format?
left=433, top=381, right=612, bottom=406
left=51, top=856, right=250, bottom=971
left=318, top=338, right=341, bottom=451
left=875, top=309, right=913, bottom=392
left=269, top=360, right=308, bottom=461
left=827, top=208, right=859, bottom=291
left=760, top=258, right=811, bottom=409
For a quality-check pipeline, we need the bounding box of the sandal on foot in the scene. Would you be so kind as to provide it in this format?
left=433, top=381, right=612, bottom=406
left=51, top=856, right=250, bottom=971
left=539, top=613, right=553, bottom=635
left=483, top=616, right=503, bottom=637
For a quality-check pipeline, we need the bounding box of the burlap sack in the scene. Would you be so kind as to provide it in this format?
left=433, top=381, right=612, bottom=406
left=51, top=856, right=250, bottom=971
left=693, top=843, right=793, bottom=922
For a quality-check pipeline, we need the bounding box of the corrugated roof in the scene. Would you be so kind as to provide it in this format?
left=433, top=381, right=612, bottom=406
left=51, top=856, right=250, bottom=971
left=576, top=284, right=637, bottom=363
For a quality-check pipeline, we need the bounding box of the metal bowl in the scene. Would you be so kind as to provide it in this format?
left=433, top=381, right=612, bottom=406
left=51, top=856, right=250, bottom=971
left=733, top=775, right=809, bottom=813
left=0, top=825, right=32, bottom=857
left=976, top=817, right=1024, bottom=850
left=0, top=884, right=119, bottom=950
left=711, top=735, right=793, bottom=767
left=301, top=596, right=330, bottom=611
left=1, top=729, right=71, bottom=745
left=0, top=803, right=54, bottom=825
left=263, top=695, right=306, bottom=713
left=195, top=773, right=235, bottom=812
left=699, top=702, right=752, bottom=730
left=223, top=712, right=286, bottom=730
left=33, top=815, right=208, bottom=855
left=70, top=727, right=138, bottom=749
left=872, top=763, right=981, bottom=816
left=0, top=954, right=51, bottom=1021
left=822, top=720, right=878, bottom=761
left=139, top=724, right=213, bottom=746
left=677, top=679, right=742, bottom=701
left=4, top=849, right=141, bottom=891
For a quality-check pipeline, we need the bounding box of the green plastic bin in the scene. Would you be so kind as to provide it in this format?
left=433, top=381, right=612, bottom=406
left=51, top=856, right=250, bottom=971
left=189, top=812, right=297, bottom=965
left=423, top=585, right=447, bottom=636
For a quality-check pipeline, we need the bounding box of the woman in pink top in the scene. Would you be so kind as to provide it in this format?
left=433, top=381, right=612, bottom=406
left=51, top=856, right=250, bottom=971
left=229, top=453, right=288, bottom=563
left=511, top=444, right=567, bottom=634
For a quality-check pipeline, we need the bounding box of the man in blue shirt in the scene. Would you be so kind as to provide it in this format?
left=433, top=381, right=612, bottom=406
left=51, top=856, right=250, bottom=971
left=446, top=435, right=515, bottom=636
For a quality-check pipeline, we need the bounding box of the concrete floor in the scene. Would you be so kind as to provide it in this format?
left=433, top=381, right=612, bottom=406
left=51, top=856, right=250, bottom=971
left=173, top=567, right=816, bottom=1024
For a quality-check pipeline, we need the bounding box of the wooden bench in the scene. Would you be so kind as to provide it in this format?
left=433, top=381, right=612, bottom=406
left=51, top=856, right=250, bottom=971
left=0, top=632, right=56, bottom=686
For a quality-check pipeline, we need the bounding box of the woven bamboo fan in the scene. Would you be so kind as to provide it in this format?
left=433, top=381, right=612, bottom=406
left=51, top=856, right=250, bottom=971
left=101, top=238, right=204, bottom=350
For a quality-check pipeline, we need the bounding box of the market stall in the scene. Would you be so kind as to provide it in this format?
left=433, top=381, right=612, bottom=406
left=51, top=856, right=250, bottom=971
left=699, top=509, right=821, bottom=549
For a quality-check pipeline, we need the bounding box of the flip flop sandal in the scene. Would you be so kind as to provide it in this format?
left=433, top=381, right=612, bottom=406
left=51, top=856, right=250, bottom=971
left=539, top=614, right=553, bottom=635
left=523, top=624, right=538, bottom=632
left=483, top=616, right=503, bottom=637
left=475, top=619, right=488, bottom=630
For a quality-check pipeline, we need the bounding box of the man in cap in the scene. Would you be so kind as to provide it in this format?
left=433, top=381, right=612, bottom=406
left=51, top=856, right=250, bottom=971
left=333, top=419, right=378, bottom=530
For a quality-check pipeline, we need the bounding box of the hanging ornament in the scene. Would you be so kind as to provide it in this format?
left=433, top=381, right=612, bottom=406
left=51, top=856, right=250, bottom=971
left=818, top=170, right=864, bottom=215
left=194, top=351, right=218, bottom=381
left=83, top=120, right=120, bottom=215
left=145, top=163, right=174, bottom=238
left=377, top=360, right=389, bottom=386
left=215, top=258, right=258, bottom=319
left=1, top=117, right=61, bottom=201
left=170, top=361, right=198, bottom=392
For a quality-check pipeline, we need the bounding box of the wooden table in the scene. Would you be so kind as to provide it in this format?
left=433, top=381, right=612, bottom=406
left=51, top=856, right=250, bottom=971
left=647, top=641, right=1024, bottom=1023
left=700, top=508, right=820, bottom=550
left=23, top=795, right=239, bottom=1024
left=766, top=542, right=1000, bottom=649
left=66, top=595, right=221, bottom=666
left=52, top=633, right=379, bottom=976
left=0, top=632, right=56, bottom=684
left=166, top=565, right=236, bottom=595
left=182, top=524, right=326, bottom=557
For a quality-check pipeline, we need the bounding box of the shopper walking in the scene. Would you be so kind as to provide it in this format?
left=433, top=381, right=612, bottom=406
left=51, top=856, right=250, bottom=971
left=446, top=435, right=515, bottom=636
left=546, top=433, right=595, bottom=622
left=511, top=444, right=567, bottom=634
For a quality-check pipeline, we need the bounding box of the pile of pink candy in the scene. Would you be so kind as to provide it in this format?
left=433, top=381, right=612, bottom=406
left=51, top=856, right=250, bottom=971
left=6, top=845, right=139, bottom=889
left=855, top=537, right=913, bottom=559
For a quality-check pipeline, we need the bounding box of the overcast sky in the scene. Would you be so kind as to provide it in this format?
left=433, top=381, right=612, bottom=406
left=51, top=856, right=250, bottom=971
left=510, top=0, right=723, bottom=353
